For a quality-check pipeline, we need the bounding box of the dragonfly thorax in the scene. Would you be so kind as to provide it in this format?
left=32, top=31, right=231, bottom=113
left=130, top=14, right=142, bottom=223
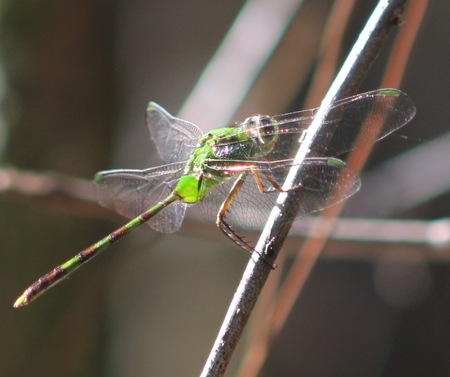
left=175, top=115, right=280, bottom=204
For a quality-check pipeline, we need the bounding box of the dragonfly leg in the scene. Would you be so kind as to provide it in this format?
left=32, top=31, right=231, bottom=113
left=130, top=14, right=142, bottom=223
left=217, top=173, right=254, bottom=253
left=251, top=167, right=285, bottom=193
left=217, top=173, right=275, bottom=268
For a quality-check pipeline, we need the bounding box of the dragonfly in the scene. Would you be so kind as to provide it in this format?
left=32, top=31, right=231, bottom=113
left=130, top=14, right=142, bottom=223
left=13, top=88, right=415, bottom=307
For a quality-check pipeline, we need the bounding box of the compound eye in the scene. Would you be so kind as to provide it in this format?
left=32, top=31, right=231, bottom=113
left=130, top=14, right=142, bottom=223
left=242, top=115, right=279, bottom=155
left=257, top=116, right=277, bottom=145
left=243, top=115, right=277, bottom=145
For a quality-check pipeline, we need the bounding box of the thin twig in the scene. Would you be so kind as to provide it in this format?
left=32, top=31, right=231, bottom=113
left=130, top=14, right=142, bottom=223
left=200, top=1, right=408, bottom=376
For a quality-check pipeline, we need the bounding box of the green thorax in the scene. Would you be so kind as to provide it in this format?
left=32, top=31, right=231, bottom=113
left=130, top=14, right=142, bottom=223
left=175, top=114, right=279, bottom=203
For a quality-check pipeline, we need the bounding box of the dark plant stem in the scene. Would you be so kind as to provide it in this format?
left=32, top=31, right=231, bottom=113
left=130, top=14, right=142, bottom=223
left=200, top=1, right=409, bottom=376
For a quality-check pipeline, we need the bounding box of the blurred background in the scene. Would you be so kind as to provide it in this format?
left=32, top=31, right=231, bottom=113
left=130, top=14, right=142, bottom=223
left=1, top=0, right=450, bottom=376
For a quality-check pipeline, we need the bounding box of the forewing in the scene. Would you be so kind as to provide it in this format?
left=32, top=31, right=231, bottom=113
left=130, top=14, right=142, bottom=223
left=215, top=89, right=415, bottom=160
left=94, top=162, right=186, bottom=233
left=309, top=88, right=415, bottom=156
left=146, top=102, right=203, bottom=163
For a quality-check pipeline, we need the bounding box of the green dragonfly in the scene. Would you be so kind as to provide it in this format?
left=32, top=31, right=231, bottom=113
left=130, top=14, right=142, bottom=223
left=13, top=88, right=415, bottom=307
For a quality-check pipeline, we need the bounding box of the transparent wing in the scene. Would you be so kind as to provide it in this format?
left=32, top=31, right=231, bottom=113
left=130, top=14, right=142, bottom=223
left=206, top=157, right=303, bottom=173
left=193, top=158, right=360, bottom=242
left=146, top=102, right=203, bottom=163
left=94, top=162, right=187, bottom=233
left=212, top=89, right=416, bottom=160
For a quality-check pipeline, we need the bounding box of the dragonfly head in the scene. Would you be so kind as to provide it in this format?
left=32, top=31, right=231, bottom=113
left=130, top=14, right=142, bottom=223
left=242, top=115, right=279, bottom=155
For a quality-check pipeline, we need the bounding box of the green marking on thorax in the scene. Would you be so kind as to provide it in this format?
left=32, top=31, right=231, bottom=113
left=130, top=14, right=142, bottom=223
left=175, top=118, right=280, bottom=203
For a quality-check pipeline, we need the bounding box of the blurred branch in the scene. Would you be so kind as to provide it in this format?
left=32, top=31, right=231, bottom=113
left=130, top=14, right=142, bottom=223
left=304, top=0, right=357, bottom=108
left=0, top=167, right=97, bottom=214
left=235, top=1, right=328, bottom=118
left=184, top=217, right=450, bottom=262
left=2, top=166, right=450, bottom=256
left=347, top=131, right=450, bottom=217
left=381, top=0, right=430, bottom=88
left=178, top=0, right=303, bottom=128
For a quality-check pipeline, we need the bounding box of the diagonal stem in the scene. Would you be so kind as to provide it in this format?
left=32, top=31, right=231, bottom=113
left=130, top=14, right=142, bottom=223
left=200, top=1, right=409, bottom=376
